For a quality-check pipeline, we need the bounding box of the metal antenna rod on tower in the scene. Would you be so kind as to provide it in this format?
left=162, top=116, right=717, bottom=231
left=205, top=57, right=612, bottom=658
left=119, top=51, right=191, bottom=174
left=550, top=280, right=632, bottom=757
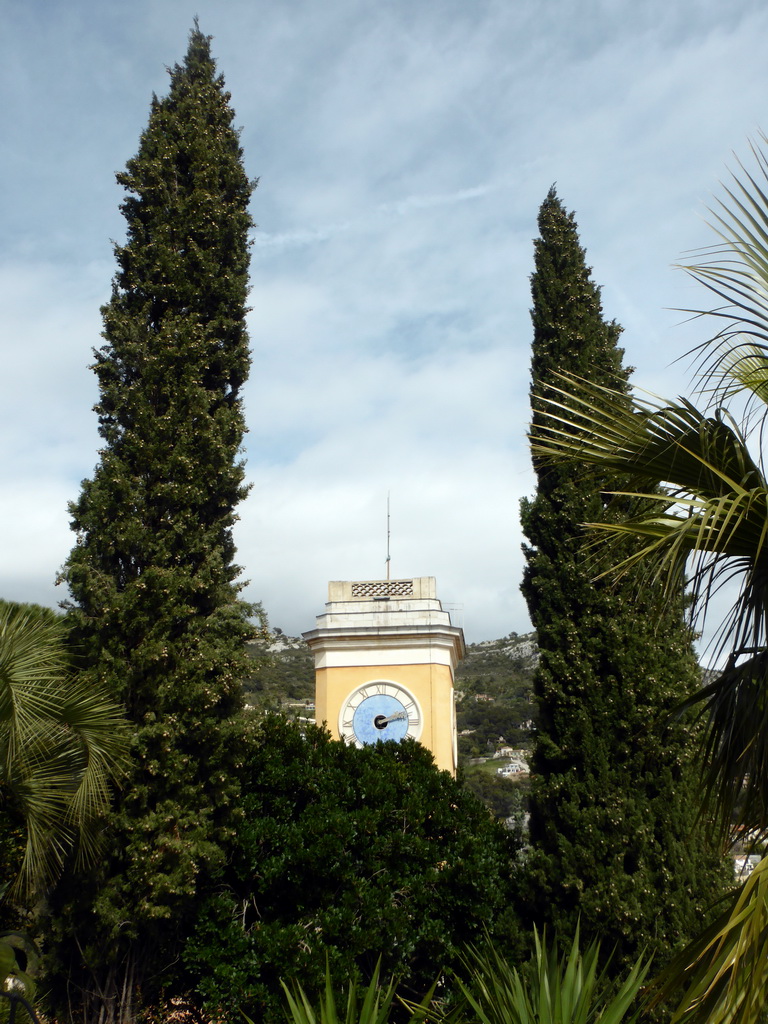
left=386, top=492, right=391, bottom=581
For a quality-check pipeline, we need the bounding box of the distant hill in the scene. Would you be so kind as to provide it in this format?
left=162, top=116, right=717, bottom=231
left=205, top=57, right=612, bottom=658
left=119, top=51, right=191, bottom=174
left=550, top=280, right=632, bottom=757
left=461, top=632, right=539, bottom=670
left=243, top=631, right=315, bottom=712
left=454, top=633, right=538, bottom=758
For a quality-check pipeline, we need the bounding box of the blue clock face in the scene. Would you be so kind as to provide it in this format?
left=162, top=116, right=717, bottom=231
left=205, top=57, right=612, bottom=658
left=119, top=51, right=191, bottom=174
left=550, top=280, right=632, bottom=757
left=352, top=694, right=409, bottom=745
left=339, top=682, right=422, bottom=747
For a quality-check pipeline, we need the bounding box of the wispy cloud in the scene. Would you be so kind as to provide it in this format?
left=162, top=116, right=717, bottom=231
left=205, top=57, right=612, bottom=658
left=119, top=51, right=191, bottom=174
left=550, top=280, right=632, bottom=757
left=253, top=182, right=496, bottom=250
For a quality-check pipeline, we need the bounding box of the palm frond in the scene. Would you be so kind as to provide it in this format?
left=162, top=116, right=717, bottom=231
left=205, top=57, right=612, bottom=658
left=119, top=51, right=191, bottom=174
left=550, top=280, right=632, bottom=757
left=531, top=374, right=768, bottom=592
left=650, top=856, right=768, bottom=1024
left=679, top=136, right=768, bottom=408
left=532, top=372, right=768, bottom=836
left=0, top=605, right=128, bottom=893
left=715, top=341, right=768, bottom=408
left=532, top=375, right=763, bottom=497
left=674, top=651, right=768, bottom=845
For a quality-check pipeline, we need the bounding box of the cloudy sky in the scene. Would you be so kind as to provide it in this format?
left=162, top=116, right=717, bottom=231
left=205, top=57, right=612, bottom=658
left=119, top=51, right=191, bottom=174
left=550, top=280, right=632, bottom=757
left=3, top=0, right=768, bottom=645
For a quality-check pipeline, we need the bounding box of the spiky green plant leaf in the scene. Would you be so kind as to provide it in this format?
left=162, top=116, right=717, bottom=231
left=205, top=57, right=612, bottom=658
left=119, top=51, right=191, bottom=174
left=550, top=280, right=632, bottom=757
left=276, top=958, right=407, bottom=1024
left=442, top=928, right=650, bottom=1024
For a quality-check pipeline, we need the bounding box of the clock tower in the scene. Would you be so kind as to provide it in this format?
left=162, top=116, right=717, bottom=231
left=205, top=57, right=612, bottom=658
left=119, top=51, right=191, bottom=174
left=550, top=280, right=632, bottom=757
left=303, top=577, right=465, bottom=775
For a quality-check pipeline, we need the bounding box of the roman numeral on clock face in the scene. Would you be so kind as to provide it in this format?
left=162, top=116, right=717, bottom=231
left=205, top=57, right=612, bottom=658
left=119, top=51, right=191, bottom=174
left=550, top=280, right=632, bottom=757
left=359, top=683, right=387, bottom=699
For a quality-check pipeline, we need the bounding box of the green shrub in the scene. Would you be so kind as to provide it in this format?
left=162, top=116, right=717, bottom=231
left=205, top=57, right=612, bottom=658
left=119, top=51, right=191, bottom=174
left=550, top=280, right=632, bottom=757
left=185, top=718, right=523, bottom=1022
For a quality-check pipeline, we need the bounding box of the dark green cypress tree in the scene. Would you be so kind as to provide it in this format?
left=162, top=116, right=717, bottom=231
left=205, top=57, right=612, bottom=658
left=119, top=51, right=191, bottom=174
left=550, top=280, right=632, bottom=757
left=519, top=188, right=727, bottom=967
left=48, top=25, right=256, bottom=1021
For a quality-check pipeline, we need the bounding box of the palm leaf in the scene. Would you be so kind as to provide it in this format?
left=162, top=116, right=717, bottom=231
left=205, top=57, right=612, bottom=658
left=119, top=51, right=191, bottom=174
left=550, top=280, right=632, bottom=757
left=650, top=856, right=768, bottom=1024
left=531, top=374, right=768, bottom=601
left=688, top=652, right=768, bottom=844
left=0, top=606, right=128, bottom=893
left=680, top=136, right=768, bottom=380
left=532, top=372, right=768, bottom=837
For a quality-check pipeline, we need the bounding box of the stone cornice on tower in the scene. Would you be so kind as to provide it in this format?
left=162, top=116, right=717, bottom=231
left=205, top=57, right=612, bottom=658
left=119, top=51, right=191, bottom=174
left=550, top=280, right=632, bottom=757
left=303, top=577, right=466, bottom=667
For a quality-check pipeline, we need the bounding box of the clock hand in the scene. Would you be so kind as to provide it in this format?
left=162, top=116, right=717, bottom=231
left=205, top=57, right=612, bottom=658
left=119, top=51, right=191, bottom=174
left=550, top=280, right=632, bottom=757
left=374, top=711, right=408, bottom=728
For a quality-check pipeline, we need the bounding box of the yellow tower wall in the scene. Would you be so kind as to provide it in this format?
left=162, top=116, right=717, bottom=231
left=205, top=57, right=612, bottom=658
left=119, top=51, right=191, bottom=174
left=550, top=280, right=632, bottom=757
left=315, top=661, right=456, bottom=773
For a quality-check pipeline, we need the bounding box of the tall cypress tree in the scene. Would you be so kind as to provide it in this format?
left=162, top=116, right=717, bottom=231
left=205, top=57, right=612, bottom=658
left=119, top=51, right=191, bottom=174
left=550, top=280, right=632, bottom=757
left=49, top=25, right=256, bottom=1022
left=519, top=188, right=726, bottom=967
